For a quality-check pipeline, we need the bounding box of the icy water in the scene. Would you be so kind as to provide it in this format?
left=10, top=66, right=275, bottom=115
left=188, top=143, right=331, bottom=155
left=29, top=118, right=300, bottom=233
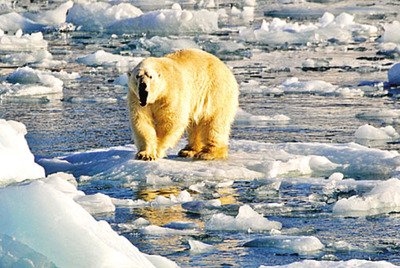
left=2, top=0, right=400, bottom=267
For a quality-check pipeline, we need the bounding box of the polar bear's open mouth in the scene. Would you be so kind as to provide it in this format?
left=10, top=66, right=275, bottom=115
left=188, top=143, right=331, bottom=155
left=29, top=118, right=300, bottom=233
left=138, top=82, right=148, bottom=106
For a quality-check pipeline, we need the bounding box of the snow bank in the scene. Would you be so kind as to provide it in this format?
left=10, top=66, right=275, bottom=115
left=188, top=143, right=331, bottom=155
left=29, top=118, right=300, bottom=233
left=205, top=205, right=282, bottom=232
left=388, top=63, right=400, bottom=86
left=355, top=124, right=399, bottom=140
left=76, top=50, right=143, bottom=71
left=235, top=108, right=290, bottom=123
left=107, top=4, right=218, bottom=35
left=244, top=235, right=324, bottom=254
left=0, top=119, right=44, bottom=184
left=0, top=30, right=47, bottom=51
left=67, top=2, right=143, bottom=32
left=39, top=139, right=400, bottom=182
left=2, top=66, right=63, bottom=97
left=239, top=12, right=377, bottom=45
left=262, top=259, right=398, bottom=268
left=333, top=178, right=400, bottom=216
left=0, top=176, right=177, bottom=267
left=274, top=77, right=363, bottom=97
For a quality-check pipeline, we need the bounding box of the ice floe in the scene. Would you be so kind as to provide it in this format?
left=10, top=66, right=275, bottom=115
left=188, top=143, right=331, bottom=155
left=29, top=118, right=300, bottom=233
left=66, top=2, right=143, bottom=32
left=188, top=239, right=215, bottom=253
left=235, top=108, right=290, bottom=123
left=388, top=63, right=400, bottom=86
left=381, top=21, right=400, bottom=44
left=244, top=235, right=324, bottom=254
left=0, top=30, right=47, bottom=51
left=205, top=205, right=282, bottom=232
left=355, top=124, right=399, bottom=141
left=261, top=259, right=398, bottom=268
left=333, top=178, right=400, bottom=216
left=239, top=12, right=377, bottom=45
left=76, top=50, right=143, bottom=72
left=24, top=1, right=73, bottom=26
left=107, top=4, right=218, bottom=35
left=0, top=119, right=44, bottom=184
left=0, top=178, right=176, bottom=267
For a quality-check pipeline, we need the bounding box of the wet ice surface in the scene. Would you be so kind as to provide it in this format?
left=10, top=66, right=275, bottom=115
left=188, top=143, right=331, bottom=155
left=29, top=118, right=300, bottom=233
left=2, top=0, right=400, bottom=267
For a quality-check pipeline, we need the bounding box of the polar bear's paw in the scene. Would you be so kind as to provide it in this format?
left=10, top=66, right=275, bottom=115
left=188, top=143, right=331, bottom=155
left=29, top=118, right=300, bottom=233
left=136, top=151, right=157, bottom=161
left=194, top=146, right=228, bottom=160
left=178, top=147, right=199, bottom=158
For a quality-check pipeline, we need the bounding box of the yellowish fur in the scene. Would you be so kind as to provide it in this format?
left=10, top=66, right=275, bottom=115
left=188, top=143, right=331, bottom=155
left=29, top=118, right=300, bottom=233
left=127, top=49, right=239, bottom=161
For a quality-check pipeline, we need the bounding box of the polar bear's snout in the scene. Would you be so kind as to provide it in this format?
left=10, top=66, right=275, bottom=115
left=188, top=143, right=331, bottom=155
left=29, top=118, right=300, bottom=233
left=138, top=81, right=148, bottom=107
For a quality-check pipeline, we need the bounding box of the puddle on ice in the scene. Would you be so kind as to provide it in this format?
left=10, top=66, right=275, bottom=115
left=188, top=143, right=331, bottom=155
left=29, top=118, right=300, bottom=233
left=1, top=0, right=400, bottom=267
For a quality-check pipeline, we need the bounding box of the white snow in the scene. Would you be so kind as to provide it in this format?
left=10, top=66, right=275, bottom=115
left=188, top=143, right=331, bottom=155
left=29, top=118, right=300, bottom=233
left=0, top=178, right=177, bottom=267
left=244, top=235, right=325, bottom=254
left=0, top=119, right=45, bottom=184
left=355, top=124, right=399, bottom=140
left=66, top=2, right=143, bottom=32
left=205, top=205, right=282, bottom=232
left=261, top=259, right=398, bottom=268
left=239, top=12, right=377, bottom=45
left=333, top=178, right=400, bottom=216
left=0, top=30, right=47, bottom=51
left=388, top=63, right=400, bottom=86
left=107, top=6, right=218, bottom=35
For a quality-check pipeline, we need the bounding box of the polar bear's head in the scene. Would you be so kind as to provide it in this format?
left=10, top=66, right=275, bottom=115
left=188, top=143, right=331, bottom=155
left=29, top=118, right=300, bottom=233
left=127, top=58, right=165, bottom=107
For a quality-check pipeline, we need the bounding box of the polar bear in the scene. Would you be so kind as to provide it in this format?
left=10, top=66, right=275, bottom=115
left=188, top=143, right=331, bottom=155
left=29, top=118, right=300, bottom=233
left=127, top=48, right=239, bottom=161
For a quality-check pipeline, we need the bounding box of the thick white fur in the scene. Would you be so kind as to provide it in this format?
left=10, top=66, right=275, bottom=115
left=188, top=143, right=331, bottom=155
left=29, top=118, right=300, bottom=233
left=127, top=48, right=239, bottom=161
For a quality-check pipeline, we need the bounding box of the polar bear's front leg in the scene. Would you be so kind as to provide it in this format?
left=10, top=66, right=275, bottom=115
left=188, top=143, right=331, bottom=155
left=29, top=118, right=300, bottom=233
left=131, top=111, right=158, bottom=161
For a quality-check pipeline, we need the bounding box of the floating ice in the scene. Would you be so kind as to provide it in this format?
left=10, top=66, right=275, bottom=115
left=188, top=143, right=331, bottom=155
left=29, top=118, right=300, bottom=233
left=388, top=63, right=400, bottom=86
left=0, top=12, right=45, bottom=33
left=107, top=6, right=218, bottom=35
left=1, top=50, right=64, bottom=68
left=0, top=180, right=176, bottom=268
left=75, top=193, right=116, bottom=215
left=141, top=225, right=198, bottom=235
left=133, top=36, right=200, bottom=55
left=145, top=174, right=173, bottom=186
left=24, top=1, right=73, bottom=26
left=188, top=239, right=215, bottom=253
left=244, top=235, right=325, bottom=254
left=76, top=50, right=143, bottom=71
left=261, top=259, right=398, bottom=268
left=333, top=178, right=400, bottom=216
left=205, top=205, right=282, bottom=232
left=2, top=66, right=63, bottom=97
left=0, top=30, right=47, bottom=51
left=355, top=124, right=399, bottom=140
left=0, top=119, right=44, bottom=184
left=381, top=21, right=400, bottom=44
left=356, top=109, right=400, bottom=124
left=239, top=12, right=377, bottom=45
left=151, top=190, right=193, bottom=207
left=235, top=108, right=290, bottom=123
left=66, top=2, right=143, bottom=32
left=274, top=77, right=364, bottom=97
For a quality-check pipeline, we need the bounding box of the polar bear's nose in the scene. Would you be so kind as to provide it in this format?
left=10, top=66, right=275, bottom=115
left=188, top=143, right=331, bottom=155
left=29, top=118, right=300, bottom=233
left=139, top=82, right=148, bottom=107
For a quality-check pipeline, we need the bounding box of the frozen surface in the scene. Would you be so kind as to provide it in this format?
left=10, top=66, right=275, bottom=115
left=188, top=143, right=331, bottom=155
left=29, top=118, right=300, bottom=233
left=262, top=259, right=398, bottom=268
left=333, top=178, right=400, bottom=216
left=0, top=119, right=44, bottom=184
left=0, top=175, right=176, bottom=268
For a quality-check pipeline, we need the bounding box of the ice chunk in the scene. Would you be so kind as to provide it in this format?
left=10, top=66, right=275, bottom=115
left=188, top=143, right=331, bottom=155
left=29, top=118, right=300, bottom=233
left=145, top=174, right=173, bottom=186
left=382, top=21, right=400, bottom=44
left=244, top=235, right=324, bottom=254
left=76, top=50, right=143, bottom=71
left=163, top=221, right=199, bottom=230
left=0, top=30, right=47, bottom=51
left=0, top=119, right=44, bottom=184
left=107, top=8, right=218, bottom=35
left=134, top=36, right=200, bottom=55
left=67, top=2, right=143, bottom=32
left=333, top=178, right=400, bottom=216
left=24, top=1, right=73, bottom=26
left=239, top=12, right=377, bottom=45
left=141, top=225, right=198, bottom=235
left=235, top=108, right=290, bottom=123
left=261, top=259, right=398, bottom=268
left=355, top=124, right=399, bottom=140
left=388, top=63, right=400, bottom=86
left=75, top=193, right=116, bottom=215
left=0, top=12, right=45, bottom=33
left=0, top=180, right=176, bottom=267
left=151, top=190, right=193, bottom=207
left=205, top=205, right=282, bottom=232
left=188, top=239, right=215, bottom=253
left=2, top=66, right=63, bottom=97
